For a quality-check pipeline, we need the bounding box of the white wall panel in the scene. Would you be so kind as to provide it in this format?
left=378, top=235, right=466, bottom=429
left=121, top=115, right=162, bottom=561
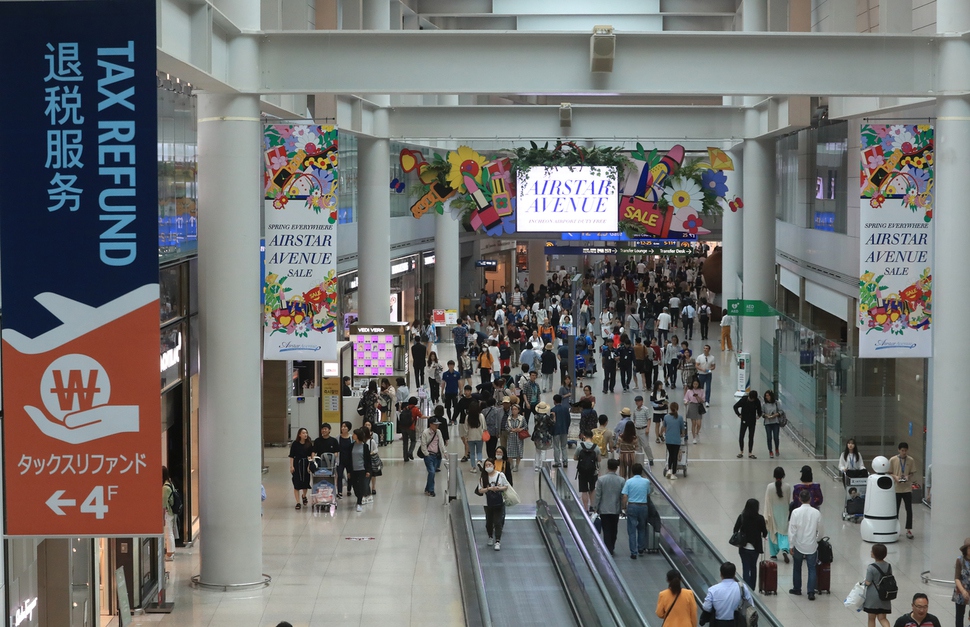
left=805, top=279, right=849, bottom=320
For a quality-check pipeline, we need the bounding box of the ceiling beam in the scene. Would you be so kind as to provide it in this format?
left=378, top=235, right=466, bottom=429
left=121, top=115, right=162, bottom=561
left=255, top=30, right=947, bottom=97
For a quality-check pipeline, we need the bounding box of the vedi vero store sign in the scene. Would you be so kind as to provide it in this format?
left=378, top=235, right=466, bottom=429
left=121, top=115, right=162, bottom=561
left=516, top=166, right=618, bottom=232
left=0, top=0, right=161, bottom=536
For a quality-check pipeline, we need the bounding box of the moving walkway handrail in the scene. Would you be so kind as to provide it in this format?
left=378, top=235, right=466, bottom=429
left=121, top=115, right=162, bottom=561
left=539, top=467, right=643, bottom=627
left=535, top=498, right=600, bottom=627
left=451, top=464, right=492, bottom=627
left=552, top=468, right=654, bottom=626
left=645, top=468, right=783, bottom=627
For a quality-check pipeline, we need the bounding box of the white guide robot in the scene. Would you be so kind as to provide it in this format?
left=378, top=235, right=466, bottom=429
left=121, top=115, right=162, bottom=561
left=861, top=455, right=900, bottom=543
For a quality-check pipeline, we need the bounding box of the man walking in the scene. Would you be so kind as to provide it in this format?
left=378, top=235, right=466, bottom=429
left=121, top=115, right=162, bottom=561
left=551, top=394, right=571, bottom=468
left=452, top=319, right=468, bottom=357
left=698, top=299, right=712, bottom=340
left=621, top=463, right=651, bottom=559
left=593, top=458, right=625, bottom=556
left=681, top=300, right=696, bottom=340
left=441, top=360, right=461, bottom=423
left=702, top=562, right=754, bottom=627
left=694, top=345, right=716, bottom=406
left=520, top=370, right=541, bottom=429
left=788, top=489, right=823, bottom=600
left=631, top=395, right=654, bottom=467
left=411, top=336, right=427, bottom=388
left=890, top=442, right=919, bottom=539
left=720, top=311, right=734, bottom=351
left=657, top=307, right=672, bottom=344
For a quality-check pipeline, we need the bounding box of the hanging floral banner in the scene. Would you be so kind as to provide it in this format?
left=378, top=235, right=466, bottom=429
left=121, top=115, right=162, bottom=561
left=262, top=124, right=339, bottom=361
left=858, top=123, right=933, bottom=358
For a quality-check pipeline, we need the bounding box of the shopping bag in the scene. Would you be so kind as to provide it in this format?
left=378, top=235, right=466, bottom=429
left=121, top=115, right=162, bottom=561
left=503, top=485, right=521, bottom=507
left=843, top=582, right=865, bottom=612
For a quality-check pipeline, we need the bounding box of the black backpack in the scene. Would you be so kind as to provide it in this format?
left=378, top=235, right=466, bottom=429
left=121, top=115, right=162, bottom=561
left=817, top=536, right=833, bottom=564
left=356, top=396, right=365, bottom=416
left=397, top=407, right=414, bottom=432
left=874, top=563, right=898, bottom=601
left=576, top=445, right=598, bottom=476
left=167, top=482, right=183, bottom=517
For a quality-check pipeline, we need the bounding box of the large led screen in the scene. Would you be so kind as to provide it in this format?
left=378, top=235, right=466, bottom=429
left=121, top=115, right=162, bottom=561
left=516, top=166, right=618, bottom=232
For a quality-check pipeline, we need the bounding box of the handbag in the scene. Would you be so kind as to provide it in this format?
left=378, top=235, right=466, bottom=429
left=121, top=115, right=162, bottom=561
left=729, top=530, right=745, bottom=547
left=844, top=582, right=865, bottom=612
left=697, top=402, right=707, bottom=416
left=482, top=429, right=491, bottom=442
left=517, top=429, right=531, bottom=440
left=735, top=582, right=758, bottom=626
left=502, top=484, right=521, bottom=507
left=370, top=450, right=384, bottom=474
left=777, top=410, right=788, bottom=427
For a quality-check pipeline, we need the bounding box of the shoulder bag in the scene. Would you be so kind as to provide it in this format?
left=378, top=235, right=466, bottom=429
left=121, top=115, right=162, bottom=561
left=735, top=581, right=758, bottom=626
left=502, top=482, right=521, bottom=507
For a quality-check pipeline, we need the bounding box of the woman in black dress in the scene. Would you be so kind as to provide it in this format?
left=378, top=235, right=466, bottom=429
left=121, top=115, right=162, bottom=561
left=289, top=428, right=314, bottom=509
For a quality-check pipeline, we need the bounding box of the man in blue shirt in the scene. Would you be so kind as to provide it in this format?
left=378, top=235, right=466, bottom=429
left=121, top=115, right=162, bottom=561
left=441, top=360, right=462, bottom=423
left=551, top=394, right=572, bottom=468
left=620, top=463, right=651, bottom=559
left=452, top=321, right=468, bottom=357
left=702, top=562, right=754, bottom=627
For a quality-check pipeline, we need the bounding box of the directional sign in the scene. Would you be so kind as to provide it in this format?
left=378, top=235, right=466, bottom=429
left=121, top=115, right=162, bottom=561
left=0, top=0, right=161, bottom=536
left=475, top=259, right=498, bottom=269
left=726, top=299, right=779, bottom=317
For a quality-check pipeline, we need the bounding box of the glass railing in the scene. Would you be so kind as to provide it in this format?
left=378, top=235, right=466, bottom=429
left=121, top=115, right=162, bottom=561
left=645, top=467, right=784, bottom=627
left=449, top=464, right=492, bottom=627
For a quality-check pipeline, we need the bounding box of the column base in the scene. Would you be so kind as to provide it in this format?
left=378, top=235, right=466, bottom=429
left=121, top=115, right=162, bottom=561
left=190, top=573, right=272, bottom=591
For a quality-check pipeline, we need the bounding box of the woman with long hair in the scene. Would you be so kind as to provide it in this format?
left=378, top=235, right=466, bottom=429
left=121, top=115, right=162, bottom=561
left=791, top=465, right=824, bottom=511
left=650, top=380, right=668, bottom=444
left=466, top=401, right=485, bottom=470
left=505, top=404, right=526, bottom=472
left=764, top=466, right=792, bottom=562
left=762, top=390, right=782, bottom=458
left=683, top=378, right=705, bottom=444
left=655, top=569, right=697, bottom=626
left=288, top=427, right=314, bottom=509
left=660, top=402, right=685, bottom=480
left=349, top=428, right=373, bottom=512
left=839, top=438, right=866, bottom=472
left=361, top=421, right=381, bottom=501
left=473, top=458, right=510, bottom=551
left=617, top=420, right=638, bottom=479
left=733, top=498, right=768, bottom=589
left=361, top=380, right=380, bottom=425
left=426, top=351, right=443, bottom=406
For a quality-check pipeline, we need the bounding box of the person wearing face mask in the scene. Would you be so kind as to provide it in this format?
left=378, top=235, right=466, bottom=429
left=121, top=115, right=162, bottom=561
left=474, top=458, right=510, bottom=551
left=493, top=445, right=513, bottom=487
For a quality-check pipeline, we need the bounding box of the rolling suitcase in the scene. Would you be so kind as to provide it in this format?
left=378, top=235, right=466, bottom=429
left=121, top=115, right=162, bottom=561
left=759, top=559, right=778, bottom=595
left=815, top=561, right=832, bottom=594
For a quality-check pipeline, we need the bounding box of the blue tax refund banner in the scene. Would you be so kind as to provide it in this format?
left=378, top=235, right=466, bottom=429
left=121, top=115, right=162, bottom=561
left=0, top=0, right=161, bottom=536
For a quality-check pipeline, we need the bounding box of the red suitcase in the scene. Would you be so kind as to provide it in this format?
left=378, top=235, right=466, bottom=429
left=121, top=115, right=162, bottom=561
left=759, top=559, right=777, bottom=594
left=815, top=562, right=831, bottom=594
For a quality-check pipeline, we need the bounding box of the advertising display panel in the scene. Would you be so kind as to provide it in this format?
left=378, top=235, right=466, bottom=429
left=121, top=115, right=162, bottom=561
left=516, top=166, right=618, bottom=232
left=0, top=0, right=161, bottom=535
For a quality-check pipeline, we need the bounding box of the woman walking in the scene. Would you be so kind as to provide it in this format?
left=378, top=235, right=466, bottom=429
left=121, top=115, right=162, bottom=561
left=505, top=404, right=527, bottom=472
left=650, top=380, right=668, bottom=444
left=655, top=569, right=698, bottom=626
left=660, top=402, right=684, bottom=480
left=764, top=467, right=792, bottom=562
left=349, top=428, right=373, bottom=512
left=361, top=380, right=381, bottom=426
left=838, top=438, right=866, bottom=472
left=361, top=421, right=381, bottom=500
left=732, top=498, right=768, bottom=589
left=426, top=351, right=443, bottom=406
left=762, top=390, right=782, bottom=458
left=466, top=403, right=485, bottom=470
left=617, top=421, right=638, bottom=479
left=494, top=445, right=514, bottom=487
left=474, top=458, right=510, bottom=551
left=791, top=465, right=824, bottom=510
left=289, top=428, right=314, bottom=510
left=863, top=543, right=893, bottom=627
left=531, top=402, right=554, bottom=471
left=683, top=378, right=705, bottom=444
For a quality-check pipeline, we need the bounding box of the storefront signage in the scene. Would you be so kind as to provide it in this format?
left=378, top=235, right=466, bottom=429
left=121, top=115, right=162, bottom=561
left=262, top=124, right=339, bottom=361
left=475, top=259, right=498, bottom=269
left=0, top=0, right=162, bottom=536
left=858, top=124, right=933, bottom=358
left=516, top=166, right=618, bottom=232
left=13, top=598, right=37, bottom=627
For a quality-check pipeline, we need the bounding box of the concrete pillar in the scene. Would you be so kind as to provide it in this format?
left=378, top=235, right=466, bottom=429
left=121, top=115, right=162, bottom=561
left=740, top=134, right=776, bottom=382
left=721, top=147, right=743, bottom=306
left=357, top=120, right=391, bottom=325
left=742, top=0, right=768, bottom=32
left=528, top=240, right=547, bottom=290
left=197, top=92, right=264, bottom=586
left=357, top=0, right=391, bottom=324
left=929, top=0, right=970, bottom=578
left=435, top=213, right=460, bottom=311
left=879, top=0, right=911, bottom=33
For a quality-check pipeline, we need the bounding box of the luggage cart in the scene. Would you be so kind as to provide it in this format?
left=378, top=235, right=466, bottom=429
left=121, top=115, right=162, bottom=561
left=842, top=468, right=868, bottom=522
left=675, top=424, right=688, bottom=477
left=309, top=479, right=336, bottom=515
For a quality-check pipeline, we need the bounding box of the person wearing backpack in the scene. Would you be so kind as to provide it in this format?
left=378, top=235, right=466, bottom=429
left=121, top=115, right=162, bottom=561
left=698, top=299, right=712, bottom=340
left=574, top=430, right=601, bottom=512
left=593, top=458, right=625, bottom=556
left=398, top=397, right=421, bottom=462
left=162, top=466, right=179, bottom=561
left=787, top=488, right=823, bottom=601
left=864, top=543, right=895, bottom=627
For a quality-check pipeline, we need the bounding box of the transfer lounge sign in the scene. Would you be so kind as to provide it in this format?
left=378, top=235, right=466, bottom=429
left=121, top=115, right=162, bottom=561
left=0, top=0, right=161, bottom=535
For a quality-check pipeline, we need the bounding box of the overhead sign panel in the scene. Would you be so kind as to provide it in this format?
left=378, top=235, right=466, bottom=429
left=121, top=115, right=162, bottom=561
left=516, top=166, right=618, bottom=233
left=0, top=0, right=161, bottom=535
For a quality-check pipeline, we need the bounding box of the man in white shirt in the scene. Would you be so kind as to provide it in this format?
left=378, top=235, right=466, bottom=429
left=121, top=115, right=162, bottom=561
left=681, top=301, right=696, bottom=340
left=720, top=313, right=735, bottom=351
left=656, top=307, right=672, bottom=344
left=599, top=306, right=613, bottom=337
left=511, top=286, right=522, bottom=307
left=668, top=295, right=681, bottom=328
left=636, top=260, right=646, bottom=278
left=694, top=345, right=716, bottom=407
left=788, top=489, right=823, bottom=600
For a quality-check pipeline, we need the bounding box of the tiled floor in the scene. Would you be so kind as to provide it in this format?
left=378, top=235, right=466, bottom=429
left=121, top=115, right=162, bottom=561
left=122, top=331, right=952, bottom=627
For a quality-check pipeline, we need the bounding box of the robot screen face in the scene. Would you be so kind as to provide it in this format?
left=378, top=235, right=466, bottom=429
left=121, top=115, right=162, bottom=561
left=877, top=476, right=894, bottom=490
